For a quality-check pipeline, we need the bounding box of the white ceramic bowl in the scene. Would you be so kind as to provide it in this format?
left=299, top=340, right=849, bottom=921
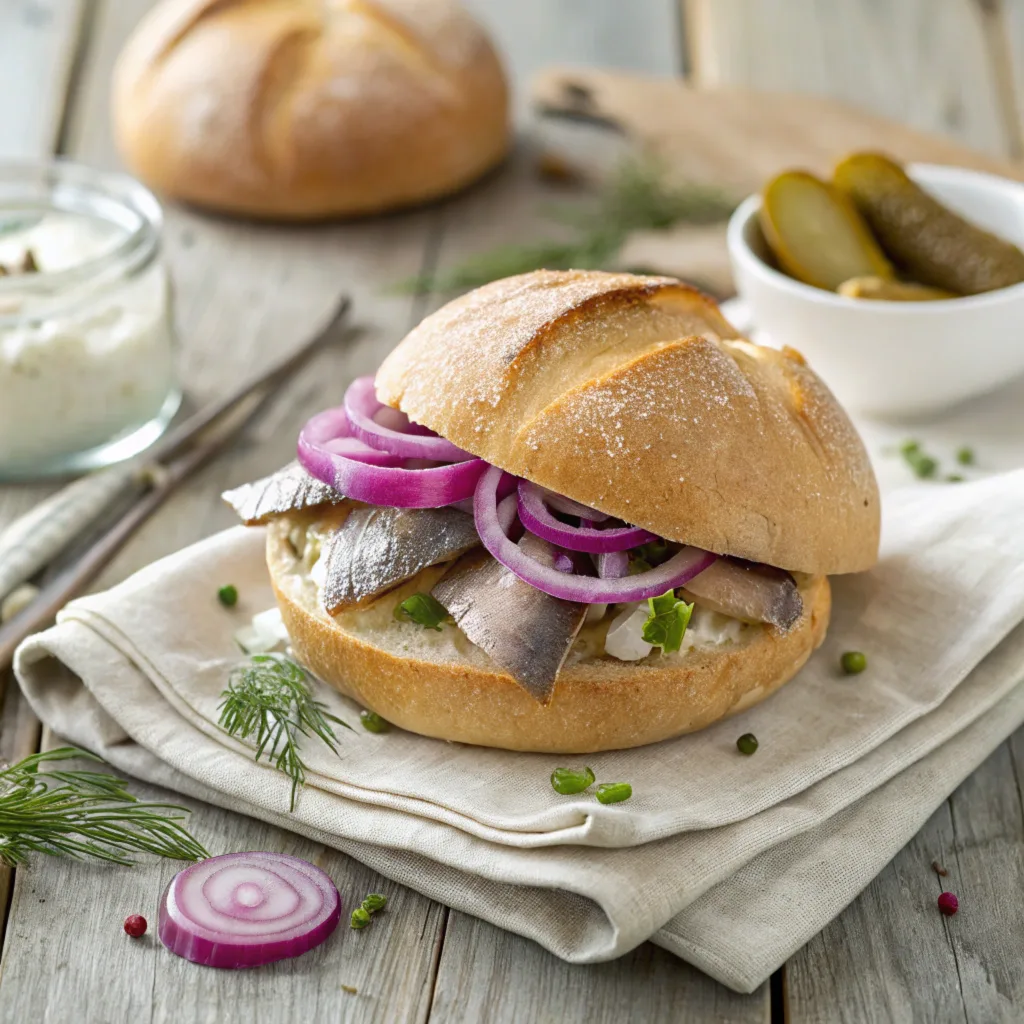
left=726, top=163, right=1024, bottom=418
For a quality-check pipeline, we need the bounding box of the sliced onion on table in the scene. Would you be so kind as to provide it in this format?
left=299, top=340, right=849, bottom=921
left=298, top=402, right=486, bottom=508
left=475, top=466, right=716, bottom=603
left=158, top=852, right=341, bottom=969
left=344, top=376, right=473, bottom=462
left=517, top=481, right=657, bottom=553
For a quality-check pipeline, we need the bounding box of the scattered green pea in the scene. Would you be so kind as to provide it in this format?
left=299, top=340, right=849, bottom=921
left=217, top=584, right=238, bottom=607
left=551, top=766, right=595, bottom=795
left=350, top=907, right=371, bottom=929
left=362, top=893, right=388, bottom=914
left=595, top=782, right=632, bottom=805
left=841, top=650, right=867, bottom=675
left=736, top=733, right=758, bottom=756
left=956, top=447, right=975, bottom=466
left=360, top=710, right=391, bottom=734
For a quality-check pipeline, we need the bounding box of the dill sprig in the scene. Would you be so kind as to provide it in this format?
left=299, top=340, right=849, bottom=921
left=0, top=747, right=208, bottom=867
left=218, top=654, right=350, bottom=812
left=397, top=159, right=737, bottom=295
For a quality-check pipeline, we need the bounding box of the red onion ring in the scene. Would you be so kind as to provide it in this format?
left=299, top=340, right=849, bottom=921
left=517, top=481, right=658, bottom=553
left=476, top=466, right=716, bottom=603
left=541, top=489, right=610, bottom=522
left=298, top=406, right=486, bottom=508
left=345, top=376, right=472, bottom=462
left=158, top=852, right=341, bottom=969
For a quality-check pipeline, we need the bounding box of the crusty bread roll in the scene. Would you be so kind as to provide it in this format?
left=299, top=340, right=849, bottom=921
left=376, top=269, right=880, bottom=575
left=268, top=515, right=831, bottom=752
left=112, top=0, right=510, bottom=219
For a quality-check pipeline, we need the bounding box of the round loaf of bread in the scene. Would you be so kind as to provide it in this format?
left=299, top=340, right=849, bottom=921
left=267, top=516, right=832, bottom=752
left=112, top=0, right=510, bottom=219
left=376, top=269, right=881, bottom=575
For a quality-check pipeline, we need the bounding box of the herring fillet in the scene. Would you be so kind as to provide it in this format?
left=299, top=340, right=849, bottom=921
left=431, top=537, right=587, bottom=703
left=222, top=462, right=345, bottom=525
left=321, top=505, right=479, bottom=613
left=681, top=557, right=803, bottom=629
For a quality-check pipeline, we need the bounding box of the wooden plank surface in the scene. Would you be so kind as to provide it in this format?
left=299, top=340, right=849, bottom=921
left=429, top=912, right=768, bottom=1024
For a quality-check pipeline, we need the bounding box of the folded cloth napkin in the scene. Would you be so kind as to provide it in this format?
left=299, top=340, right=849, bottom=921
left=14, top=469, right=1024, bottom=993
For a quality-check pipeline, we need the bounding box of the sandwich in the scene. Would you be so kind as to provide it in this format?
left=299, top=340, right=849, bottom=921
left=224, top=270, right=880, bottom=753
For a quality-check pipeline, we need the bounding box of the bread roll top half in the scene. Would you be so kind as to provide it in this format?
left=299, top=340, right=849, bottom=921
left=376, top=270, right=880, bottom=575
left=112, top=0, right=510, bottom=219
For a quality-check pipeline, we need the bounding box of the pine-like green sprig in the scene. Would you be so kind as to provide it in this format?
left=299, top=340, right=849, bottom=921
left=396, top=158, right=737, bottom=295
left=0, top=747, right=208, bottom=867
left=218, top=654, right=350, bottom=812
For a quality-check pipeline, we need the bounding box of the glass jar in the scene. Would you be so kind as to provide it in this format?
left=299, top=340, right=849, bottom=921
left=0, top=160, right=179, bottom=480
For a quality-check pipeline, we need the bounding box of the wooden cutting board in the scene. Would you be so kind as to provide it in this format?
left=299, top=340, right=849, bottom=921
left=531, top=67, right=1023, bottom=191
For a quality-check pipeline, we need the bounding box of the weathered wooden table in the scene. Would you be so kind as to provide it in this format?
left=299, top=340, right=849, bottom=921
left=2, top=2, right=1024, bottom=1021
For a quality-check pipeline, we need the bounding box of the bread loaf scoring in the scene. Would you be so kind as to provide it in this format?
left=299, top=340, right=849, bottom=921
left=376, top=270, right=880, bottom=574
left=112, top=0, right=510, bottom=219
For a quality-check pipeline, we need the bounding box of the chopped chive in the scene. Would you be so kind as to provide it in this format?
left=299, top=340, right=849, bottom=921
left=350, top=907, right=371, bottom=929
left=217, top=584, right=238, bottom=607
left=956, top=446, right=975, bottom=466
left=898, top=440, right=938, bottom=480
left=946, top=474, right=965, bottom=483
left=360, top=710, right=391, bottom=734
left=362, top=893, right=388, bottom=913
left=551, top=766, right=595, bottom=795
left=595, top=782, right=632, bottom=805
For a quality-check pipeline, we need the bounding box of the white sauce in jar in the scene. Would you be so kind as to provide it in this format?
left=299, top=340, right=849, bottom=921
left=0, top=211, right=176, bottom=472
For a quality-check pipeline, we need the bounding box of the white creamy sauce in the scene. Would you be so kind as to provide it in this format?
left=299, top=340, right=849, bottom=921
left=0, top=212, right=175, bottom=467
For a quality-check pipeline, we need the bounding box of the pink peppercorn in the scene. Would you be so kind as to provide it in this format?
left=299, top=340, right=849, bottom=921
left=124, top=914, right=148, bottom=938
left=937, top=892, right=959, bottom=916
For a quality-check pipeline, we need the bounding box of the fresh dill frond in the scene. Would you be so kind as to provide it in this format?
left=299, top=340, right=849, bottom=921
left=218, top=653, right=350, bottom=812
left=0, top=747, right=208, bottom=867
left=396, top=158, right=737, bottom=295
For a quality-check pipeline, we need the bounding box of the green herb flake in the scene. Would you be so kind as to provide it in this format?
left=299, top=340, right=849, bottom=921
left=736, top=733, right=759, bottom=756
left=595, top=783, right=633, bottom=805
left=956, top=447, right=975, bottom=466
left=641, top=589, right=694, bottom=654
left=362, top=893, right=388, bottom=914
left=350, top=907, right=371, bottom=929
left=394, top=593, right=449, bottom=631
left=898, top=439, right=938, bottom=480
left=217, top=584, right=238, bottom=607
left=946, top=474, right=965, bottom=483
left=360, top=710, right=391, bottom=734
left=550, top=766, right=596, bottom=795
left=841, top=651, right=867, bottom=675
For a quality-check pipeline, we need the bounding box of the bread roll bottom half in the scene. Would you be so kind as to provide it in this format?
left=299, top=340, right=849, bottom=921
left=267, top=516, right=831, bottom=754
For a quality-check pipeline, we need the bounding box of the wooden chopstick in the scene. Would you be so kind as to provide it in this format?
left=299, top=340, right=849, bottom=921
left=0, top=296, right=354, bottom=672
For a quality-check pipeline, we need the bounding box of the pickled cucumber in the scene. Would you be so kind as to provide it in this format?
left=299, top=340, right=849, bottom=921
left=837, top=276, right=956, bottom=301
left=759, top=171, right=895, bottom=290
left=833, top=152, right=1024, bottom=295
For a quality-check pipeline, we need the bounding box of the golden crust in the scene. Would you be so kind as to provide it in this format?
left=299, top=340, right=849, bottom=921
left=112, top=0, right=510, bottom=219
left=376, top=269, right=881, bottom=575
left=267, top=521, right=832, bottom=753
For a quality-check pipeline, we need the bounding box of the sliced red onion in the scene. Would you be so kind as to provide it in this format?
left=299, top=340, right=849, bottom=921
left=298, top=406, right=486, bottom=508
left=517, top=481, right=658, bottom=553
left=542, top=489, right=611, bottom=523
left=597, top=551, right=629, bottom=579
left=345, top=376, right=472, bottom=462
left=553, top=550, right=574, bottom=573
left=158, top=852, right=341, bottom=969
left=476, top=467, right=716, bottom=603
left=323, top=435, right=405, bottom=467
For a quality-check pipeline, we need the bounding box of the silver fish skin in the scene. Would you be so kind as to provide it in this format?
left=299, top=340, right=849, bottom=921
left=681, top=557, right=803, bottom=630
left=431, top=536, right=586, bottom=704
left=321, top=505, right=479, bottom=614
left=222, top=462, right=345, bottom=525
left=0, top=463, right=138, bottom=602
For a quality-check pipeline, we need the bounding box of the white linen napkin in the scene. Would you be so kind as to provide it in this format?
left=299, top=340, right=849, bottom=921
left=14, top=469, right=1024, bottom=993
